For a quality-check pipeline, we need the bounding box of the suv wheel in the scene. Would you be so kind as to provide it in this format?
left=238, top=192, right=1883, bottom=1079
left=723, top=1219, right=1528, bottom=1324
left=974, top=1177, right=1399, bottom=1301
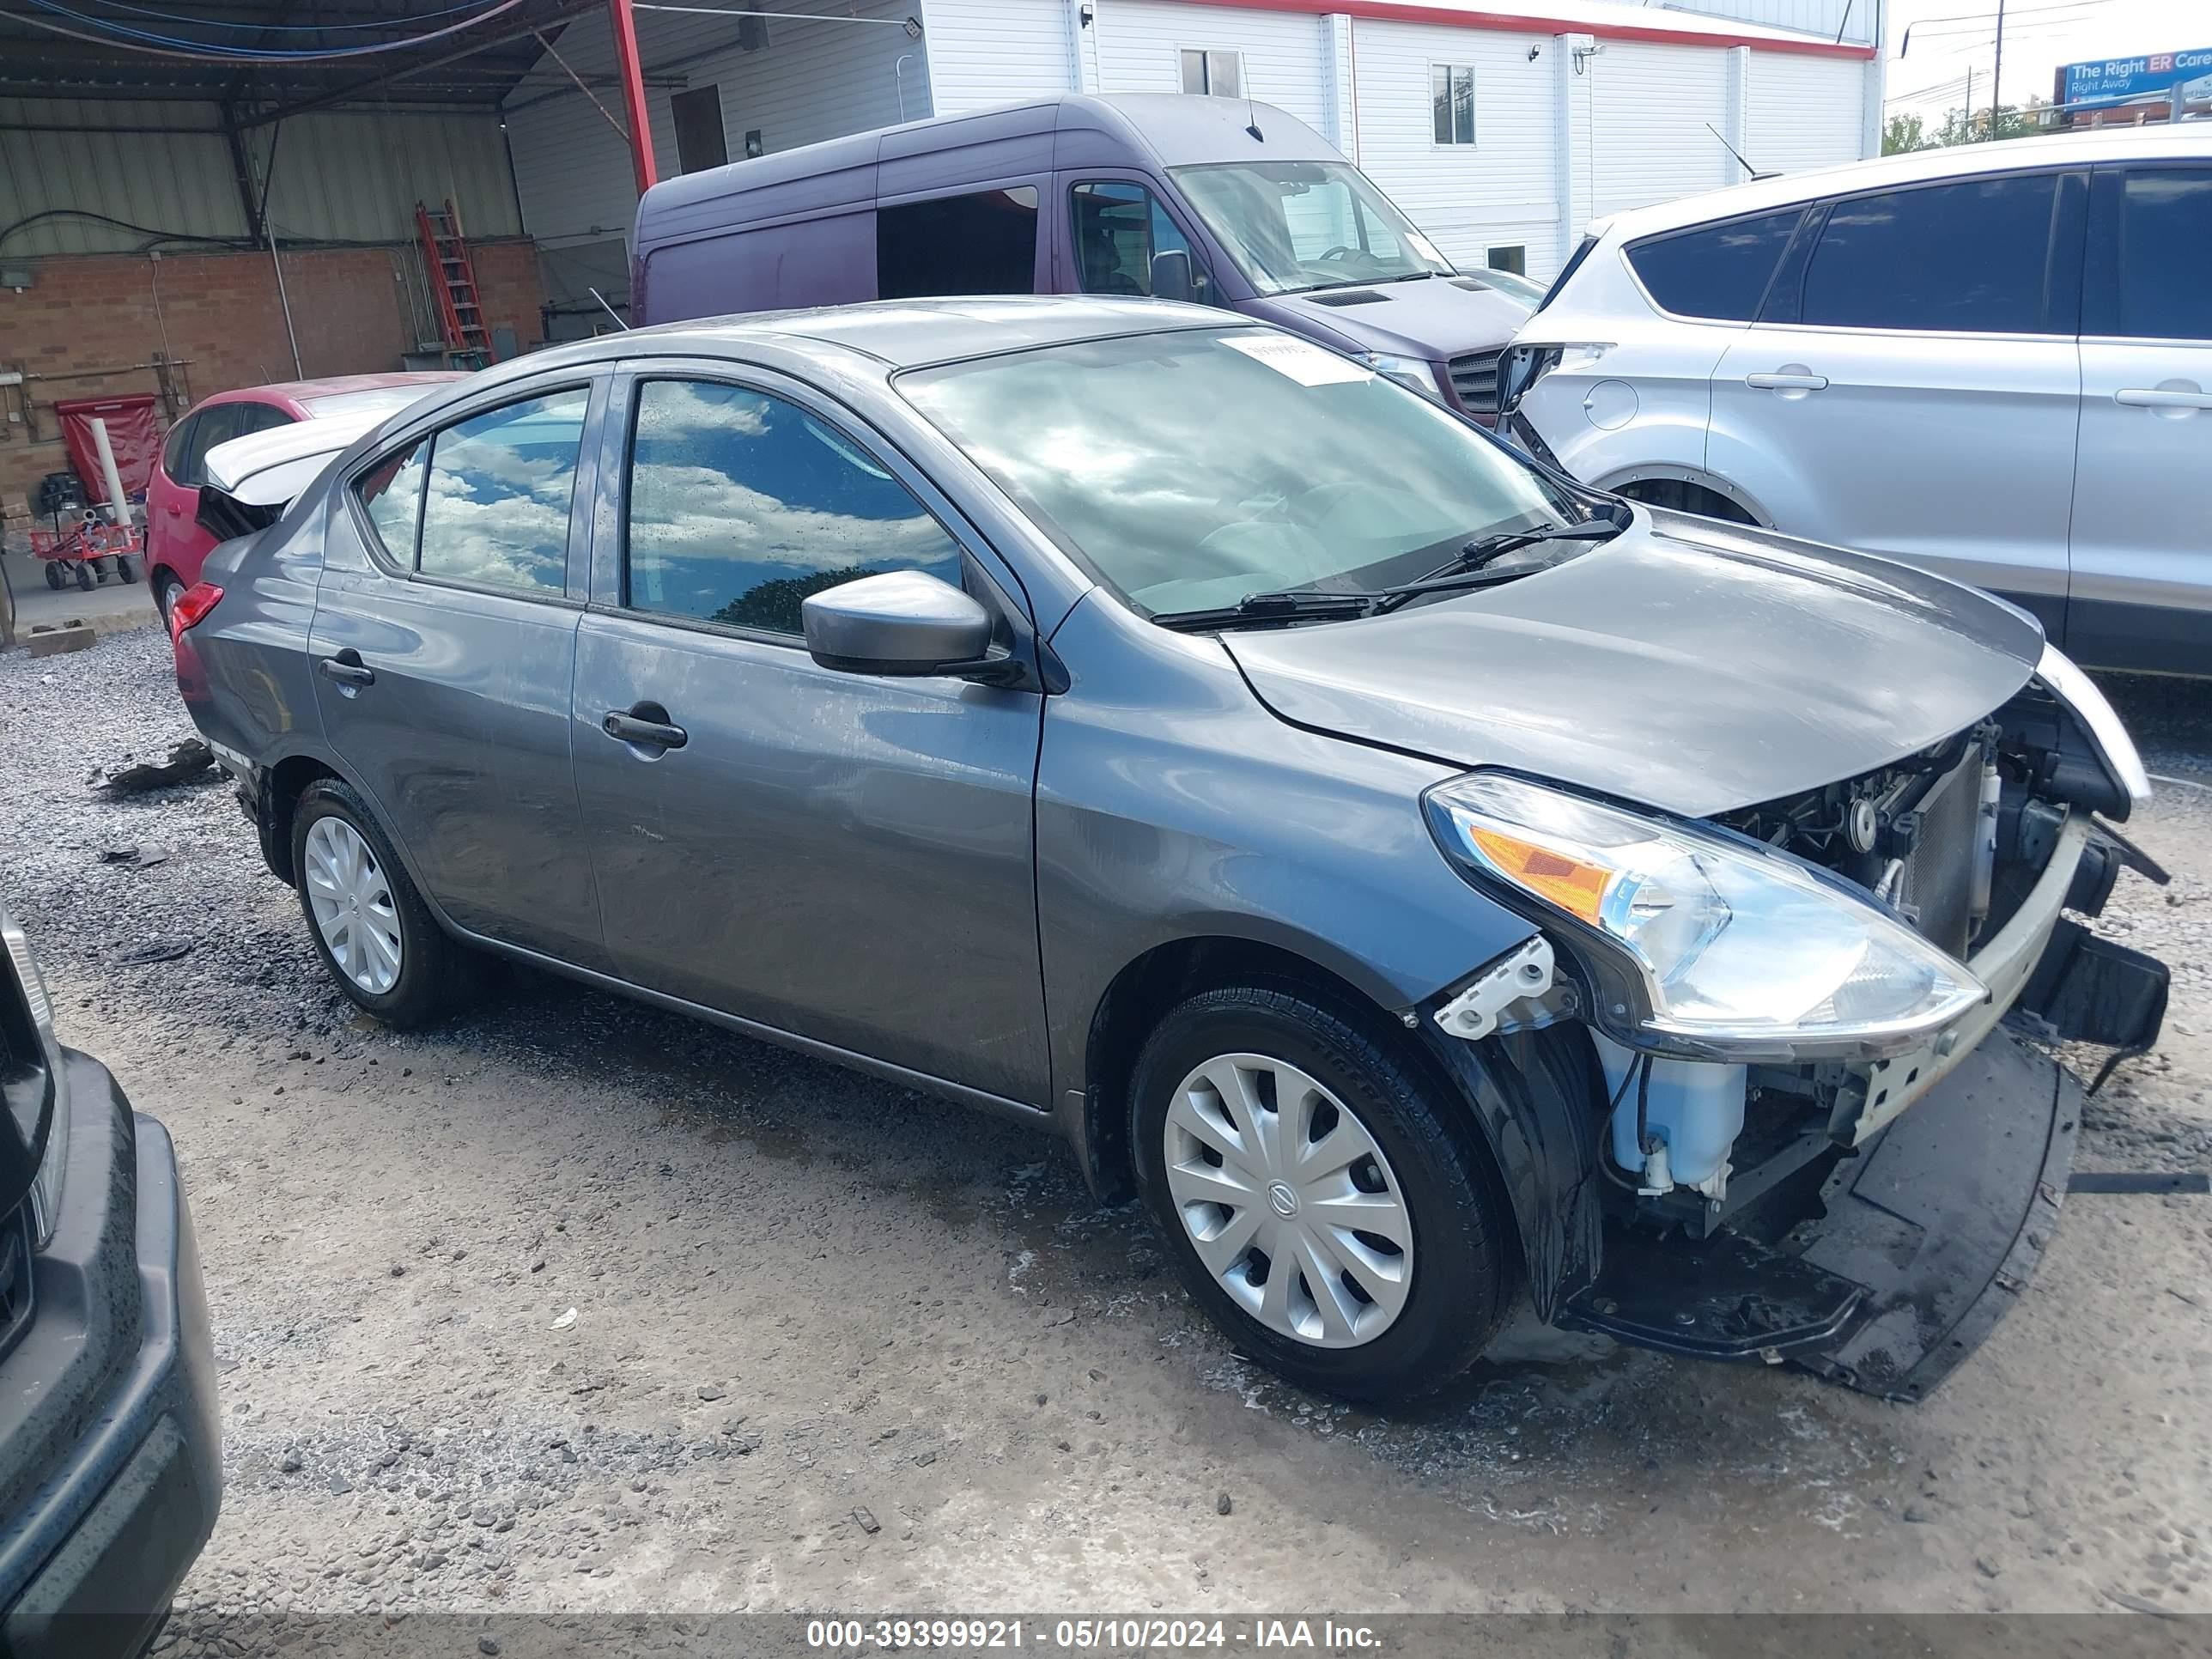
left=1130, top=985, right=1516, bottom=1402
left=290, top=779, right=471, bottom=1027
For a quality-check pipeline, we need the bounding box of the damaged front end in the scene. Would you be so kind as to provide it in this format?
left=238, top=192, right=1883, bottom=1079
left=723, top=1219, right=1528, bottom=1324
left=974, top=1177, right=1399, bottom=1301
left=1421, top=647, right=2168, bottom=1399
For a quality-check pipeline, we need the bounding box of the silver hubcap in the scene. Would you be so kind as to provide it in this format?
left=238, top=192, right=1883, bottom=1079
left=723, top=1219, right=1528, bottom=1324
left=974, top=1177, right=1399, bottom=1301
left=303, top=817, right=402, bottom=995
left=1164, top=1054, right=1413, bottom=1349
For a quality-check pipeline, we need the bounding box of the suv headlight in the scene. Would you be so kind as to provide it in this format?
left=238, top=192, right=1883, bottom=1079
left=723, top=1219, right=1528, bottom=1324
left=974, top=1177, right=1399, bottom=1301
left=2, top=910, right=68, bottom=1248
left=1357, top=353, right=1447, bottom=403
left=1425, top=773, right=1988, bottom=1061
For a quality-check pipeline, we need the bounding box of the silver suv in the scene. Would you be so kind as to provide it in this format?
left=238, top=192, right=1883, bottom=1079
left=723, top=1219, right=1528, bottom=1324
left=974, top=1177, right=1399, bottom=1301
left=1499, top=123, right=2212, bottom=676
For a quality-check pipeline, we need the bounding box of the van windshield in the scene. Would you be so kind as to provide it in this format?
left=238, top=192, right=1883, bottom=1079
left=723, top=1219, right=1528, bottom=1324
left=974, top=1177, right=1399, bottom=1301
left=896, top=327, right=1575, bottom=617
left=1170, top=161, right=1453, bottom=295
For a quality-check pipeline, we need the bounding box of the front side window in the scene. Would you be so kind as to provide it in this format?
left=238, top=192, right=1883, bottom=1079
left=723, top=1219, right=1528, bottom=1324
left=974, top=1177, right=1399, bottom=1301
left=877, top=187, right=1039, bottom=300
left=1073, top=182, right=1207, bottom=300
left=1172, top=161, right=1451, bottom=295
left=1627, top=208, right=1805, bottom=322
left=898, top=328, right=1572, bottom=617
left=1800, top=173, right=2060, bottom=334
left=1179, top=48, right=1241, bottom=97
left=1431, top=64, right=1475, bottom=145
left=2086, top=167, right=2212, bottom=341
left=624, top=379, right=964, bottom=636
left=416, top=388, right=589, bottom=591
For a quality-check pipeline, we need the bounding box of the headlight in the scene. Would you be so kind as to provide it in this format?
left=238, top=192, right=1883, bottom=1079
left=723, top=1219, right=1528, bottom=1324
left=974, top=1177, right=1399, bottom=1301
left=2, top=910, right=68, bottom=1248
left=1357, top=353, right=1446, bottom=403
left=1425, top=773, right=1988, bottom=1060
left=2036, top=643, right=2150, bottom=808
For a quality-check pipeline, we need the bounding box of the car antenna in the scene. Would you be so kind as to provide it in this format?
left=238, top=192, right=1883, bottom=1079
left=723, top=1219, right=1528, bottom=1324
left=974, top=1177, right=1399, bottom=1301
left=588, top=288, right=631, bottom=331
left=1244, top=90, right=1263, bottom=143
left=1706, top=123, right=1776, bottom=181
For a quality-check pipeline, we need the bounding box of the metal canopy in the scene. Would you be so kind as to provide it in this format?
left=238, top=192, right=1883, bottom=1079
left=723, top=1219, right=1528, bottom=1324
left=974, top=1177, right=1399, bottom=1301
left=0, top=0, right=595, bottom=111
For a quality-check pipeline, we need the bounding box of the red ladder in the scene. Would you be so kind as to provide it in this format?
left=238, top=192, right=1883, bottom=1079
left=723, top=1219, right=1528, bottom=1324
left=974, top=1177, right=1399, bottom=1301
left=415, top=199, right=494, bottom=368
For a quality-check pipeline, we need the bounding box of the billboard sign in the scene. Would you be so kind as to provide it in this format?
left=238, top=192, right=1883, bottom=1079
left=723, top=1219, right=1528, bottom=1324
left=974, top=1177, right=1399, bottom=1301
left=2061, top=46, right=2212, bottom=106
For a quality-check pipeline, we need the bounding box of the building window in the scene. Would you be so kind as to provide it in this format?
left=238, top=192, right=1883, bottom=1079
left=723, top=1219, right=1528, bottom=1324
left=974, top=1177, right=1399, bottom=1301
left=1180, top=48, right=1243, bottom=99
left=1486, top=244, right=1527, bottom=276
left=1431, top=64, right=1474, bottom=145
left=672, top=85, right=728, bottom=173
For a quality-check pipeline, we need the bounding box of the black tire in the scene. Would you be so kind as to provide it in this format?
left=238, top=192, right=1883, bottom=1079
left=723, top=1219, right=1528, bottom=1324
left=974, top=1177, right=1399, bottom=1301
left=116, top=556, right=137, bottom=583
left=1129, top=984, right=1516, bottom=1404
left=42, top=562, right=64, bottom=591
left=154, top=571, right=187, bottom=623
left=74, top=561, right=95, bottom=592
left=289, top=778, right=475, bottom=1029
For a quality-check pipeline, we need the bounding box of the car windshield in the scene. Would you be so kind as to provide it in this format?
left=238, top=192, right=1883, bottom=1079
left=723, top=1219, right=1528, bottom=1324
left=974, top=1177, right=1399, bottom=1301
left=301, top=384, right=453, bottom=422
left=1169, top=161, right=1454, bottom=295
left=896, top=328, right=1578, bottom=617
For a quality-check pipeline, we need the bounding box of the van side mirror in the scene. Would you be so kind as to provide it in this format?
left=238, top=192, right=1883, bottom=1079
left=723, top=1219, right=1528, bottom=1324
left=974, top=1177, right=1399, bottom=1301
left=801, top=569, right=997, bottom=678
left=1150, top=249, right=1196, bottom=305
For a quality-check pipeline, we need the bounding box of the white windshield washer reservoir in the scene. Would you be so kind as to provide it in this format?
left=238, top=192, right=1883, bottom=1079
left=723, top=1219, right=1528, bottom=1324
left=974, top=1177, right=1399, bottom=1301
left=1591, top=1032, right=1746, bottom=1199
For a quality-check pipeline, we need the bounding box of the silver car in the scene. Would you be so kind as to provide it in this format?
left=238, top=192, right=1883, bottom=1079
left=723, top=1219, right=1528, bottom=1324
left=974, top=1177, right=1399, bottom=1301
left=173, top=298, right=2166, bottom=1403
left=1500, top=123, right=2212, bottom=676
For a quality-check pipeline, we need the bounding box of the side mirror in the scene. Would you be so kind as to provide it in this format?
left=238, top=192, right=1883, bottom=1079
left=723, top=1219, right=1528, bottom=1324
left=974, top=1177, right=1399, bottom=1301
left=1150, top=248, right=1196, bottom=305
left=801, top=569, right=995, bottom=678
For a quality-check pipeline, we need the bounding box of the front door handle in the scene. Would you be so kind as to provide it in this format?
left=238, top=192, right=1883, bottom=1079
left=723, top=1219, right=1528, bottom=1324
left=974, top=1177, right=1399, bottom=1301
left=1746, top=371, right=1829, bottom=391
left=318, top=650, right=374, bottom=688
left=2116, top=387, right=2212, bottom=411
left=602, top=706, right=688, bottom=751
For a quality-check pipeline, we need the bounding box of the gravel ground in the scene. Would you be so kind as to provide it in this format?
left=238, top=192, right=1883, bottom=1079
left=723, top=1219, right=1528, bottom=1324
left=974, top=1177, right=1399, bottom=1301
left=3, top=629, right=2210, bottom=1644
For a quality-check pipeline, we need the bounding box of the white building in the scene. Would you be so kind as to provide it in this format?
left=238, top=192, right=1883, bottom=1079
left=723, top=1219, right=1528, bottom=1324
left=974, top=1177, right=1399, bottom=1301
left=502, top=0, right=1881, bottom=329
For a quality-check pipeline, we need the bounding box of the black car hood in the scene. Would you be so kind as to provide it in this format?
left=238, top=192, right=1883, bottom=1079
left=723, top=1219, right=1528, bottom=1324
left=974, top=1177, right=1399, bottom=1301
left=1222, top=509, right=2045, bottom=817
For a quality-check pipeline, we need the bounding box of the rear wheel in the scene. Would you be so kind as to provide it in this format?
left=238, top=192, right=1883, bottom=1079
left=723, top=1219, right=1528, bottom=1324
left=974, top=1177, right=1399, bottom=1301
left=290, top=779, right=473, bottom=1028
left=1130, top=985, right=1516, bottom=1402
left=74, top=562, right=95, bottom=591
left=154, top=572, right=187, bottom=623
left=42, top=563, right=64, bottom=591
left=115, top=556, right=138, bottom=583
left=1616, top=477, right=1758, bottom=526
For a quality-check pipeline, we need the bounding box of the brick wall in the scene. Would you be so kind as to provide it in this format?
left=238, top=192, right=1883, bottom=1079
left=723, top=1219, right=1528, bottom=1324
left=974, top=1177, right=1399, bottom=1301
left=0, top=240, right=546, bottom=513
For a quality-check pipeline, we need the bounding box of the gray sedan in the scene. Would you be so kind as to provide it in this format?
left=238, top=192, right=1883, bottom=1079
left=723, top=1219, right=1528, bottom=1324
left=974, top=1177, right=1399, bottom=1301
left=173, top=298, right=2166, bottom=1402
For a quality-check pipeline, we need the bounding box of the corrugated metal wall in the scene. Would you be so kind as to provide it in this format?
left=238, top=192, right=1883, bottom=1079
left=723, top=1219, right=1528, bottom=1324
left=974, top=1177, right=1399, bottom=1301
left=0, top=96, right=518, bottom=257
left=1655, top=0, right=1872, bottom=47
left=1745, top=51, right=1867, bottom=176
left=922, top=0, right=1071, bottom=118
left=506, top=0, right=930, bottom=247
left=1586, top=42, right=1735, bottom=219
left=1093, top=2, right=1332, bottom=131
left=1351, top=21, right=1564, bottom=278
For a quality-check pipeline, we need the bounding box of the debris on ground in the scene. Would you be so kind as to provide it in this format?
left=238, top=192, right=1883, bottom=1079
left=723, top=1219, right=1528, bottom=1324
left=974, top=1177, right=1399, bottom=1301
left=95, top=737, right=215, bottom=795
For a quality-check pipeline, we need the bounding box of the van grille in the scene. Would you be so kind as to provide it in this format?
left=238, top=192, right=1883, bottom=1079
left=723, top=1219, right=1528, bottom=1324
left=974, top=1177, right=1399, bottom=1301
left=1447, top=349, right=1503, bottom=414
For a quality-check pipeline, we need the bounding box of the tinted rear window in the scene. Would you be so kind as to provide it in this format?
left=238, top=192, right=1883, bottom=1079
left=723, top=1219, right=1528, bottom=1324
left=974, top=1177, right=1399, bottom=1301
left=2086, top=167, right=2212, bottom=341
left=1626, top=209, right=1804, bottom=321
left=1801, top=173, right=2060, bottom=334
left=877, top=187, right=1039, bottom=300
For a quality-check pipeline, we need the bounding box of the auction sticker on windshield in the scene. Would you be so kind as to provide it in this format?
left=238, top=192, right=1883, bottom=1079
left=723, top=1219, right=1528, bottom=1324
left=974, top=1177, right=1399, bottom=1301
left=1220, top=333, right=1373, bottom=386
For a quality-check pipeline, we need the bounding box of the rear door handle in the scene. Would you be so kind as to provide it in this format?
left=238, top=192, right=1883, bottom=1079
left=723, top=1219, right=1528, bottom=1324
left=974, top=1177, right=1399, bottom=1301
left=318, top=651, right=374, bottom=688
left=1746, top=372, right=1829, bottom=391
left=2116, top=387, right=2212, bottom=410
left=602, top=708, right=688, bottom=751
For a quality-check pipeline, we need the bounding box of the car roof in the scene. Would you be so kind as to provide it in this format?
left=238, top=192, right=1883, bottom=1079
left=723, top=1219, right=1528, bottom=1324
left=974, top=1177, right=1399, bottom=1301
left=1593, top=122, right=2212, bottom=241
left=193, top=372, right=464, bottom=414
left=464, top=295, right=1231, bottom=386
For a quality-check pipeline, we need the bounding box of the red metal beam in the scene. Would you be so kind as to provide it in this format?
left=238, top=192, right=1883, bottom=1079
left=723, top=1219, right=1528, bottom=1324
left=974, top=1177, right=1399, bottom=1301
left=607, top=0, right=658, bottom=195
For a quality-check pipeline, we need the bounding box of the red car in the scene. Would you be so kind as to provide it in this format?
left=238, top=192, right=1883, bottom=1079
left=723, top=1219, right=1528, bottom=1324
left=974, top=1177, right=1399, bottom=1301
left=144, top=373, right=463, bottom=620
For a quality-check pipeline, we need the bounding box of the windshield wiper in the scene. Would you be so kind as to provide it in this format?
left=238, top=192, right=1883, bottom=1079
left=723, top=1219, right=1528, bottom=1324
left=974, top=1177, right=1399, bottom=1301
left=1368, top=514, right=1628, bottom=615
left=1152, top=589, right=1376, bottom=632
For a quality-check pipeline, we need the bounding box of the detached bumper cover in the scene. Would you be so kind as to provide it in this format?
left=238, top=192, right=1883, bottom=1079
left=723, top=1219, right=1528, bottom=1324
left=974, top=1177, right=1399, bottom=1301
left=1559, top=1029, right=2081, bottom=1400
left=0, top=1054, right=221, bottom=1659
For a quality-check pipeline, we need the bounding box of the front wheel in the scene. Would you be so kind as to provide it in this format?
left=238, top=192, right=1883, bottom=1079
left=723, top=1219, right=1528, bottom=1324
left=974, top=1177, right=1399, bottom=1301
left=290, top=779, right=474, bottom=1028
left=74, top=562, right=95, bottom=592
left=1130, top=986, right=1516, bottom=1403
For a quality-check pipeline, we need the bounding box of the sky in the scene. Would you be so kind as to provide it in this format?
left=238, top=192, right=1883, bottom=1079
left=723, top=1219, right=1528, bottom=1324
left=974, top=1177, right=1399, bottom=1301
left=1881, top=0, right=2207, bottom=125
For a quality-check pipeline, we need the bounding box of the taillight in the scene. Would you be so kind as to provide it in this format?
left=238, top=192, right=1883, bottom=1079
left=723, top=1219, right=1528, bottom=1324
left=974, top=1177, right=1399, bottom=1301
left=171, top=582, right=223, bottom=641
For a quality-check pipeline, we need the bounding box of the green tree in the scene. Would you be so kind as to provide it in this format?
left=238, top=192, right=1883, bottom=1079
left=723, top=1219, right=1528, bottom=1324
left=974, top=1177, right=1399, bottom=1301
left=1883, top=112, right=1933, bottom=155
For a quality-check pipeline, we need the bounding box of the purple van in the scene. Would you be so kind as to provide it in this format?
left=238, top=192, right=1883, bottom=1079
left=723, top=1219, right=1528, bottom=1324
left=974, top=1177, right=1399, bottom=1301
left=631, top=93, right=1533, bottom=422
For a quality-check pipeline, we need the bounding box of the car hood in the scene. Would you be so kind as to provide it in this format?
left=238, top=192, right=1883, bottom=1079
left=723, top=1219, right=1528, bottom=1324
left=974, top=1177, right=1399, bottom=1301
left=1257, top=276, right=1529, bottom=361
left=1220, top=509, right=2045, bottom=817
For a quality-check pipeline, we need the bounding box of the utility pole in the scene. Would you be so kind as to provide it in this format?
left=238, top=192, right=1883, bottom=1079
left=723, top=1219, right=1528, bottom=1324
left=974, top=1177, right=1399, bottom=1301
left=1989, top=0, right=2006, bottom=138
